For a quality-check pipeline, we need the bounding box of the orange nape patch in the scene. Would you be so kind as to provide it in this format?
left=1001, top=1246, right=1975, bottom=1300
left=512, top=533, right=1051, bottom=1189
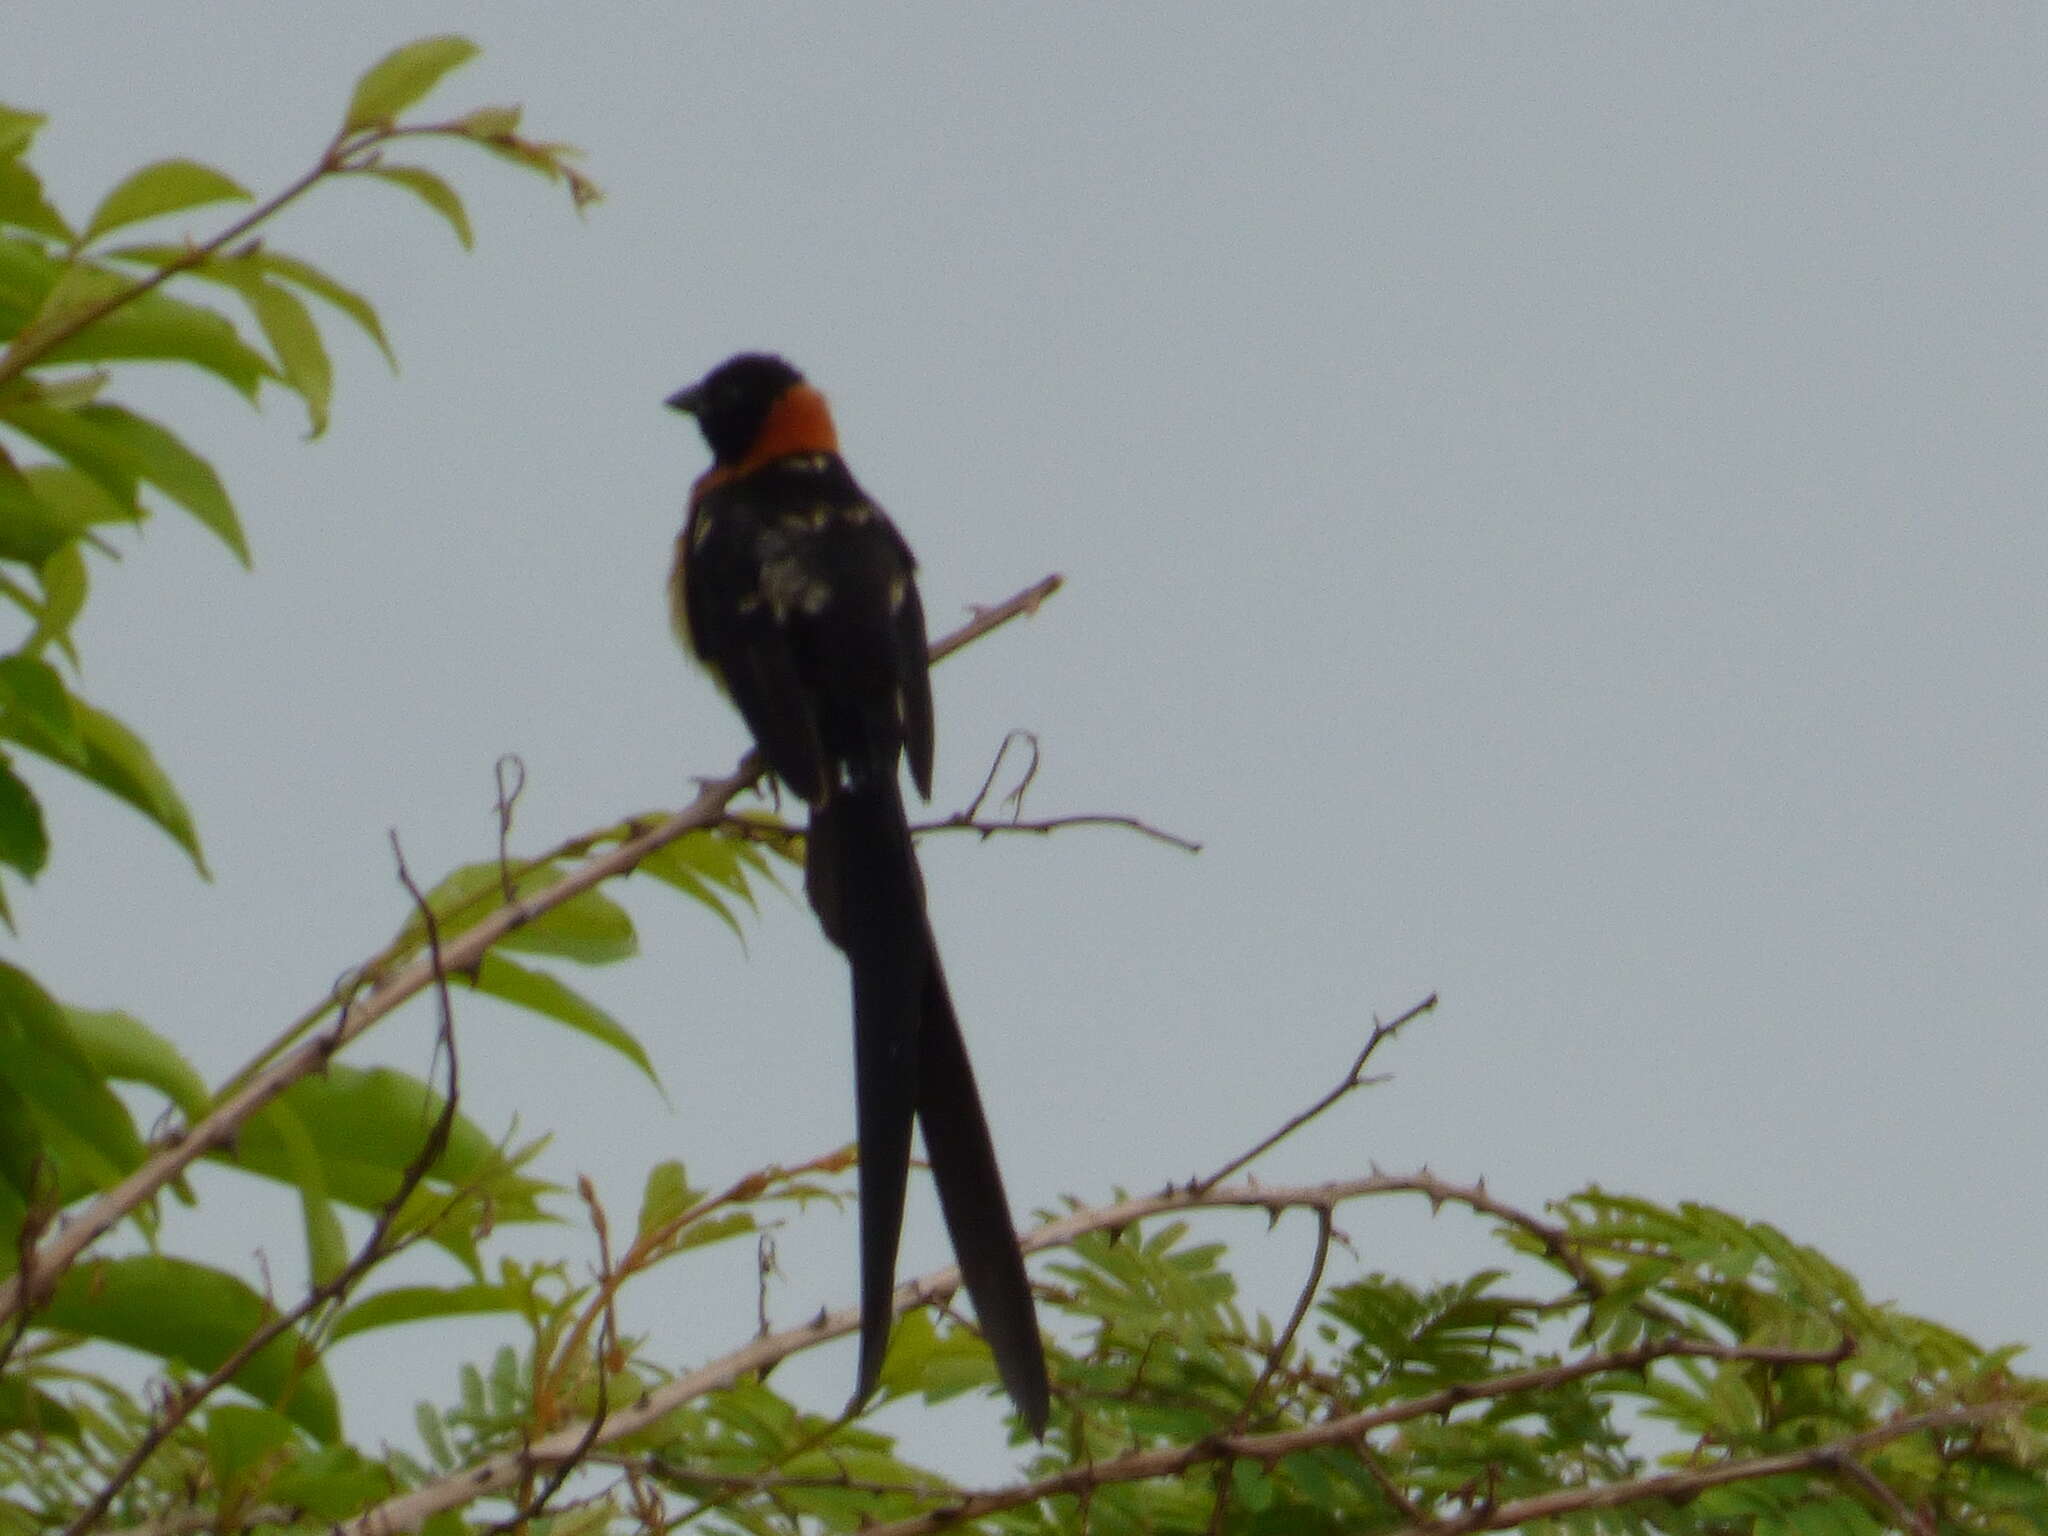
left=697, top=383, right=840, bottom=491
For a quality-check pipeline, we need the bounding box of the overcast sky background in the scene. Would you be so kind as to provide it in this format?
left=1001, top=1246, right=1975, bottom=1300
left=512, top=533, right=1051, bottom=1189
left=7, top=4, right=2046, bottom=1476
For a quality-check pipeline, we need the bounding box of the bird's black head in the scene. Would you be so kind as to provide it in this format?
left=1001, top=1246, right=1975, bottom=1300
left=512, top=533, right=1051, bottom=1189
left=666, top=353, right=807, bottom=465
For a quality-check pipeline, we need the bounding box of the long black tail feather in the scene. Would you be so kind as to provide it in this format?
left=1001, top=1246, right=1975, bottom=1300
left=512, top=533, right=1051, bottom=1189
left=806, top=779, right=1049, bottom=1433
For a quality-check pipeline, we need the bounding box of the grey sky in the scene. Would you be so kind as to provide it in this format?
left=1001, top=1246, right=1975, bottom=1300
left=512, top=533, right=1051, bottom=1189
left=9, top=4, right=2046, bottom=1464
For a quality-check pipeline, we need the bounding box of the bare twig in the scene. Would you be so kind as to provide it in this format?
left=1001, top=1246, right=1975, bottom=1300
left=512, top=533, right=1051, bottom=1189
left=1357, top=1442, right=1427, bottom=1525
left=62, top=836, right=465, bottom=1536
left=0, top=576, right=1061, bottom=1327
left=1209, top=1206, right=1335, bottom=1534
left=919, top=809, right=1203, bottom=854
left=1232, top=1206, right=1331, bottom=1436
left=493, top=754, right=527, bottom=902
left=1199, top=994, right=1437, bottom=1190
left=962, top=729, right=1038, bottom=824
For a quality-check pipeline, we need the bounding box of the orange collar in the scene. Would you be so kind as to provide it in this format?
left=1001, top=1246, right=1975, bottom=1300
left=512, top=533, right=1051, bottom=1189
left=696, top=383, right=840, bottom=493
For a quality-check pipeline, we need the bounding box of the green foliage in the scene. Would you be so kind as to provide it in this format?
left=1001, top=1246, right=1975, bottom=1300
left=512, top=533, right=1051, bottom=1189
left=0, top=32, right=593, bottom=912
left=3, top=31, right=2045, bottom=1536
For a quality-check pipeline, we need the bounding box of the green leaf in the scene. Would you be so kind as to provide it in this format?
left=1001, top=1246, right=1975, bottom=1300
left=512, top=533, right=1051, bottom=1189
left=238, top=276, right=331, bottom=435
left=466, top=953, right=658, bottom=1085
left=227, top=1064, right=549, bottom=1225
left=638, top=830, right=761, bottom=942
left=361, top=165, right=473, bottom=249
left=343, top=36, right=480, bottom=131
left=84, top=158, right=250, bottom=242
left=38, top=274, right=271, bottom=398
left=0, top=962, right=145, bottom=1194
left=454, top=104, right=521, bottom=140
left=0, top=1375, right=80, bottom=1439
left=64, top=1005, right=209, bottom=1118
left=637, top=1159, right=692, bottom=1239
left=264, top=1444, right=392, bottom=1519
left=402, top=858, right=638, bottom=965
left=500, top=884, right=636, bottom=964
left=5, top=370, right=111, bottom=410
left=266, top=1099, right=349, bottom=1287
left=329, top=1281, right=515, bottom=1343
left=0, top=160, right=71, bottom=242
left=0, top=106, right=46, bottom=164
left=41, top=1254, right=340, bottom=1440
left=0, top=695, right=206, bottom=874
left=30, top=541, right=86, bottom=660
left=70, top=403, right=244, bottom=563
left=205, top=1402, right=299, bottom=1499
left=0, top=752, right=47, bottom=877
left=0, top=1070, right=48, bottom=1205
left=0, top=451, right=90, bottom=564
left=110, top=241, right=398, bottom=375
left=236, top=248, right=395, bottom=368
left=0, top=233, right=62, bottom=333
left=25, top=461, right=137, bottom=533
left=3, top=397, right=143, bottom=509
left=0, top=653, right=83, bottom=760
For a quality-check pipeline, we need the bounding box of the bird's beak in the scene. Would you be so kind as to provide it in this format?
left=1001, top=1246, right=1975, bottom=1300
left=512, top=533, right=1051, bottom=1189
left=665, top=383, right=704, bottom=415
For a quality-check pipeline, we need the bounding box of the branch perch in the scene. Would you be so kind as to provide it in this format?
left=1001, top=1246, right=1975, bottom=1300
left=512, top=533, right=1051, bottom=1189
left=0, top=574, right=1062, bottom=1325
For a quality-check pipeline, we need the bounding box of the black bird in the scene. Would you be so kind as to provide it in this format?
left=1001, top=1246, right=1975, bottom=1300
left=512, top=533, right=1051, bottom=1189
left=667, top=353, right=1050, bottom=1434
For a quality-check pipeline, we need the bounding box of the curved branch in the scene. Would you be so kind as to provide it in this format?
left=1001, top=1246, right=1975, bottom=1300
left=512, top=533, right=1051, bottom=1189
left=0, top=575, right=1062, bottom=1326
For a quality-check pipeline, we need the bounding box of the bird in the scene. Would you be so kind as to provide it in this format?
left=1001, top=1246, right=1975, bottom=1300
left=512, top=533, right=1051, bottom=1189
left=666, top=353, right=1051, bottom=1435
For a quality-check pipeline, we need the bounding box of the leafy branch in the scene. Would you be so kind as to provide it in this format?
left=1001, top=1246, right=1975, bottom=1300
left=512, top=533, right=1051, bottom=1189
left=0, top=36, right=593, bottom=403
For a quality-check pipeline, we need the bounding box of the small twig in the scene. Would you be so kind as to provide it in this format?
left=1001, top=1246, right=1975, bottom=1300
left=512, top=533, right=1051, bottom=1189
left=962, top=729, right=1037, bottom=823
left=493, top=754, right=527, bottom=902
left=755, top=1235, right=777, bottom=1339
left=489, top=1305, right=610, bottom=1535
left=1199, top=994, right=1437, bottom=1190
left=0, top=1164, right=55, bottom=1378
left=1820, top=1446, right=1935, bottom=1536
left=627, top=1454, right=976, bottom=1504
left=654, top=1406, right=861, bottom=1534
left=1231, top=1207, right=1332, bottom=1437
left=1357, top=1441, right=1427, bottom=1525
left=920, top=809, right=1202, bottom=854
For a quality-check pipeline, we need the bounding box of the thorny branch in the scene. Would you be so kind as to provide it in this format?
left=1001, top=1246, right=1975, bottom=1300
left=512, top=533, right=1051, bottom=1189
left=0, top=575, right=1062, bottom=1328
left=319, top=1168, right=1848, bottom=1536
left=1200, top=993, right=1437, bottom=1190
left=346, top=1325, right=1860, bottom=1536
